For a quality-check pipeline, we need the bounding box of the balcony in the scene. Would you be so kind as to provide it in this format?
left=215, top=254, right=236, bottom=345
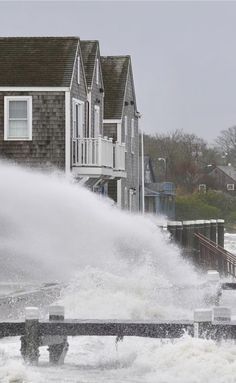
left=72, top=136, right=126, bottom=178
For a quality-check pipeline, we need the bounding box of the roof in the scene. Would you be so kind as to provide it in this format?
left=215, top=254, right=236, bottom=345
left=80, top=40, right=98, bottom=88
left=0, top=37, right=79, bottom=87
left=101, top=56, right=130, bottom=119
left=214, top=165, right=236, bottom=181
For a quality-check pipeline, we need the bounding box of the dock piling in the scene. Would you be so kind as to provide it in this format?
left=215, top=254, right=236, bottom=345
left=48, top=306, right=68, bottom=365
left=21, top=307, right=40, bottom=365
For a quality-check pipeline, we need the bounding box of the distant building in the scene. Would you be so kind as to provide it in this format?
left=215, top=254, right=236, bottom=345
left=208, top=165, right=236, bottom=193
left=140, top=156, right=176, bottom=219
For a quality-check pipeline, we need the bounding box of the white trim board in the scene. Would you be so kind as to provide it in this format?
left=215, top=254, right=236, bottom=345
left=0, top=87, right=70, bottom=92
left=103, top=119, right=122, bottom=123
left=65, top=91, right=71, bottom=175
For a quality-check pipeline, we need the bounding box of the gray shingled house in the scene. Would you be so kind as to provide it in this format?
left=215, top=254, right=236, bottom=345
left=141, top=156, right=175, bottom=219
left=101, top=56, right=139, bottom=211
left=208, top=165, right=236, bottom=193
left=0, top=37, right=127, bottom=189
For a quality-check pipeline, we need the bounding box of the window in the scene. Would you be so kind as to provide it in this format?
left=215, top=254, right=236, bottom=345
left=227, top=184, right=235, bottom=191
left=96, top=59, right=99, bottom=85
left=94, top=105, right=100, bottom=137
left=4, top=96, right=32, bottom=140
left=131, top=118, right=134, bottom=154
left=72, top=99, right=84, bottom=138
left=77, top=56, right=80, bottom=84
left=198, top=184, right=206, bottom=193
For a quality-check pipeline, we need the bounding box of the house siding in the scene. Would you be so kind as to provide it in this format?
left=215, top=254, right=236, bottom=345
left=120, top=67, right=139, bottom=212
left=0, top=91, right=65, bottom=169
left=210, top=167, right=236, bottom=193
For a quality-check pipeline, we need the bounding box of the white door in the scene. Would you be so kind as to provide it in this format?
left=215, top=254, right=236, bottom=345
left=73, top=99, right=84, bottom=139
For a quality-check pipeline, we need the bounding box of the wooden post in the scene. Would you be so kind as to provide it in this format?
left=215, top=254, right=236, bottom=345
left=213, top=306, right=231, bottom=322
left=217, top=219, right=225, bottom=248
left=21, top=307, right=40, bottom=365
left=194, top=308, right=212, bottom=338
left=48, top=306, right=68, bottom=365
left=205, top=270, right=220, bottom=305
left=204, top=220, right=211, bottom=240
left=175, top=221, right=183, bottom=245
left=183, top=220, right=195, bottom=248
left=210, top=219, right=217, bottom=243
left=167, top=221, right=176, bottom=241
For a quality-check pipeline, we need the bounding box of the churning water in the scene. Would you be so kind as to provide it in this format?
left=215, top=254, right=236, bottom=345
left=0, top=161, right=236, bottom=382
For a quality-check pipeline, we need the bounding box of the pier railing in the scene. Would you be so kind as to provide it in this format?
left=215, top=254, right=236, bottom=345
left=166, top=219, right=236, bottom=277
left=1, top=304, right=236, bottom=365
left=194, top=232, right=236, bottom=277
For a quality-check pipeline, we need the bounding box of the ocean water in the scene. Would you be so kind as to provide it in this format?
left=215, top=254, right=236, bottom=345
left=0, top=162, right=236, bottom=382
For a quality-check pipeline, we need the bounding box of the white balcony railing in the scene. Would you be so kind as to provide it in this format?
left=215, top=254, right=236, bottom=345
left=72, top=136, right=125, bottom=172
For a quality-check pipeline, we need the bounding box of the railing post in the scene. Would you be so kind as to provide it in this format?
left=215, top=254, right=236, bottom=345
left=175, top=221, right=183, bottom=245
left=97, top=135, right=102, bottom=166
left=48, top=306, right=68, bottom=365
left=109, top=138, right=113, bottom=168
left=115, top=141, right=119, bottom=170
left=167, top=221, right=176, bottom=241
left=21, top=307, right=40, bottom=365
left=194, top=309, right=212, bottom=338
left=182, top=221, right=195, bottom=260
left=206, top=270, right=220, bottom=305
left=204, top=220, right=211, bottom=240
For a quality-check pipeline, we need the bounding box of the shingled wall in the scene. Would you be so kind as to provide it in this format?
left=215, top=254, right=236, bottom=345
left=0, top=91, right=66, bottom=170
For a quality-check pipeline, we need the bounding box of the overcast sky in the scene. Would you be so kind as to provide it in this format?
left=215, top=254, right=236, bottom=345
left=0, top=1, right=236, bottom=143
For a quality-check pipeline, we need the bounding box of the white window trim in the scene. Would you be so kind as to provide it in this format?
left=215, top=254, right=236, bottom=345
left=227, top=184, right=235, bottom=191
left=96, top=58, right=99, bottom=85
left=77, top=55, right=80, bottom=85
left=0, top=87, right=69, bottom=91
left=4, top=96, right=32, bottom=141
left=72, top=98, right=84, bottom=139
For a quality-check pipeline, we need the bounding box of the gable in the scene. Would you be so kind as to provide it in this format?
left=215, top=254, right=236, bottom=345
left=80, top=40, right=104, bottom=90
left=123, top=60, right=137, bottom=116
left=101, top=56, right=130, bottom=119
left=0, top=37, right=78, bottom=87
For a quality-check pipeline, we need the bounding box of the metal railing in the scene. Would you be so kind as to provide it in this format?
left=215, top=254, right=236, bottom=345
left=194, top=232, right=236, bottom=277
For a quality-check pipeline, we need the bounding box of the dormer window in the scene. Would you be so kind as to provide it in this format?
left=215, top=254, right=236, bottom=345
left=77, top=55, right=80, bottom=84
left=4, top=96, right=32, bottom=140
left=96, top=58, right=99, bottom=85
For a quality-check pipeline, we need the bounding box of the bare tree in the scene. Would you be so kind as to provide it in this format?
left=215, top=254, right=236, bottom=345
left=215, top=126, right=236, bottom=165
left=144, top=129, right=217, bottom=192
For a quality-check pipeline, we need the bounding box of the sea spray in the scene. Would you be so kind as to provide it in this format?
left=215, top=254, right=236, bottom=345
left=1, top=162, right=236, bottom=382
left=0, top=161, right=201, bottom=286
